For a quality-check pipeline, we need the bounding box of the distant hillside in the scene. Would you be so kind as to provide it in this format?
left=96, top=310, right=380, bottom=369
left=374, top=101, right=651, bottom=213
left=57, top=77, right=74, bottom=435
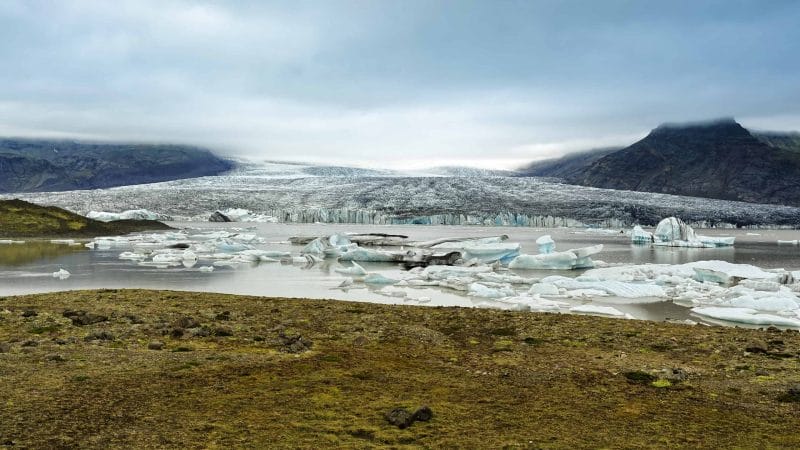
left=753, top=131, right=800, bottom=153
left=0, top=199, right=172, bottom=237
left=0, top=139, right=234, bottom=193
left=562, top=119, right=800, bottom=207
left=516, top=147, right=620, bottom=178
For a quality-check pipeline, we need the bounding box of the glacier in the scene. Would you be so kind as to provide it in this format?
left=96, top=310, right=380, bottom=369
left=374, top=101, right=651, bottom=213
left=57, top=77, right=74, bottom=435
left=4, top=161, right=800, bottom=228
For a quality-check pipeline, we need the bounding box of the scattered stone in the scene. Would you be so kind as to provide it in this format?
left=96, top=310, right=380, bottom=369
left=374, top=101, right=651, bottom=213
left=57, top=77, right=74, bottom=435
left=660, top=368, right=689, bottom=382
left=84, top=331, right=115, bottom=341
left=45, top=353, right=65, bottom=362
left=173, top=316, right=200, bottom=329
left=755, top=369, right=770, bottom=376
left=215, top=311, right=231, bottom=321
left=20, top=340, right=39, bottom=347
left=148, top=341, right=165, bottom=351
left=123, top=314, right=145, bottom=324
left=778, top=384, right=800, bottom=402
left=168, top=243, right=190, bottom=249
left=170, top=328, right=185, bottom=338
left=213, top=327, right=233, bottom=337
left=353, top=336, right=369, bottom=347
left=745, top=341, right=768, bottom=354
left=279, top=332, right=313, bottom=354
left=209, top=211, right=232, bottom=222
left=0, top=342, right=11, bottom=353
left=766, top=326, right=781, bottom=333
left=385, top=407, right=415, bottom=429
left=53, top=338, right=67, bottom=345
left=412, top=406, right=433, bottom=422
left=21, top=309, right=37, bottom=318
left=63, top=310, right=108, bottom=326
left=192, top=327, right=211, bottom=337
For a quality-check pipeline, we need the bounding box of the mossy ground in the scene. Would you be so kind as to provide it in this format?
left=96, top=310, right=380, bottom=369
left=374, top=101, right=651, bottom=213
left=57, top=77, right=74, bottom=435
left=1, top=289, right=799, bottom=449
left=0, top=199, right=171, bottom=238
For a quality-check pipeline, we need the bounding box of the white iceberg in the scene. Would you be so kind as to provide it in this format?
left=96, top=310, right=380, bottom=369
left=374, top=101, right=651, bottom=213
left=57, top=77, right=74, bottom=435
left=536, top=235, right=555, bottom=254
left=691, top=307, right=800, bottom=328
left=630, top=225, right=653, bottom=244
left=87, top=209, right=171, bottom=222
left=52, top=268, right=70, bottom=280
left=569, top=304, right=629, bottom=317
left=334, top=262, right=367, bottom=276
left=508, top=244, right=603, bottom=270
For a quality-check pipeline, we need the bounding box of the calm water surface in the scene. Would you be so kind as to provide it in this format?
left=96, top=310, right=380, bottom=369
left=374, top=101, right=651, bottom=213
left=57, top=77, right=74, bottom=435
left=2, top=223, right=799, bottom=324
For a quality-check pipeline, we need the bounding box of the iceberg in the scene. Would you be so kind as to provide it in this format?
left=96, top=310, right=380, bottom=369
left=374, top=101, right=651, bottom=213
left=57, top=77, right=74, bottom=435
left=210, top=208, right=278, bottom=223
left=334, top=262, right=367, bottom=276
left=87, top=209, right=171, bottom=222
left=541, top=276, right=665, bottom=299
left=630, top=226, right=653, bottom=244
left=431, top=242, right=520, bottom=264
left=468, top=282, right=515, bottom=299
left=508, top=244, right=603, bottom=270
left=339, top=247, right=403, bottom=262
left=691, top=307, right=800, bottom=328
left=536, top=235, right=555, bottom=254
left=650, top=217, right=734, bottom=247
left=569, top=304, right=629, bottom=317
left=364, top=273, right=399, bottom=285
left=52, top=268, right=71, bottom=280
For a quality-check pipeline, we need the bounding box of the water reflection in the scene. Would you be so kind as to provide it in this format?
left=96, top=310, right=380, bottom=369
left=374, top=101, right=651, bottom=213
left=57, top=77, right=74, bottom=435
left=629, top=244, right=735, bottom=265
left=0, top=242, right=86, bottom=266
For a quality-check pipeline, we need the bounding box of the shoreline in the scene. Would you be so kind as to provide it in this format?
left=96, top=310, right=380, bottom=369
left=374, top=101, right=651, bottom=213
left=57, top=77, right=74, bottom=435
left=1, top=289, right=799, bottom=448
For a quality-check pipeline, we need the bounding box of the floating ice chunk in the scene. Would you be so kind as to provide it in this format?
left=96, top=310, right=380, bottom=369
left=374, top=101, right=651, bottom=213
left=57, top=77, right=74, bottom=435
left=198, top=266, right=214, bottom=272
left=215, top=241, right=254, bottom=253
left=417, top=297, right=431, bottom=303
left=421, top=265, right=492, bottom=280
left=364, top=273, right=398, bottom=285
left=565, top=289, right=611, bottom=298
left=119, top=252, right=147, bottom=261
left=468, top=282, right=515, bottom=298
left=302, top=238, right=326, bottom=255
left=542, top=276, right=665, bottom=299
left=724, top=295, right=798, bottom=312
left=690, top=260, right=781, bottom=284
left=778, top=240, right=799, bottom=246
left=691, top=307, right=800, bottom=328
left=415, top=235, right=508, bottom=248
left=52, top=268, right=70, bottom=280
left=380, top=287, right=407, bottom=298
left=182, top=250, right=197, bottom=261
left=432, top=242, right=520, bottom=264
left=339, top=247, right=402, bottom=262
left=509, top=252, right=576, bottom=270
left=528, top=282, right=560, bottom=296
left=654, top=217, right=696, bottom=243
left=0, top=240, right=25, bottom=245
left=334, top=262, right=367, bottom=276
left=329, top=234, right=351, bottom=247
left=87, top=209, right=171, bottom=222
left=497, top=295, right=568, bottom=311
left=536, top=235, right=555, bottom=254
left=50, top=239, right=76, bottom=245
left=569, top=304, right=627, bottom=317
left=696, top=235, right=736, bottom=247
left=475, top=272, right=536, bottom=285
left=630, top=226, right=654, bottom=244
left=214, top=208, right=278, bottom=223
left=737, top=279, right=781, bottom=292
left=338, top=277, right=354, bottom=288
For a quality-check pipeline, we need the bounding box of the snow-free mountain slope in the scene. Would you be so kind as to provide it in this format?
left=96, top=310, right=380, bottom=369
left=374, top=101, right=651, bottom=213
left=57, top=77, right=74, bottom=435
left=569, top=119, right=800, bottom=206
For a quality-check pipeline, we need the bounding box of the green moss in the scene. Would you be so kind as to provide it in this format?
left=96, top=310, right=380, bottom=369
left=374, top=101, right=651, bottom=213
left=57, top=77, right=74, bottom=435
left=651, top=379, right=672, bottom=388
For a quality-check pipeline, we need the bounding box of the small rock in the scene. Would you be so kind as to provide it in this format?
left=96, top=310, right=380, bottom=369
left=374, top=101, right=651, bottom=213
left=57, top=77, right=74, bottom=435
left=385, top=407, right=415, bottom=429
left=779, top=384, right=800, bottom=402
left=755, top=369, right=770, bottom=376
left=0, top=342, right=11, bottom=353
left=148, top=341, right=165, bottom=351
left=192, top=327, right=211, bottom=337
left=661, top=368, right=689, bottom=382
left=63, top=310, right=108, bottom=326
left=123, top=314, right=145, bottom=324
left=412, top=406, right=433, bottom=422
left=170, top=327, right=185, bottom=338
left=215, top=311, right=231, bottom=321
left=766, top=326, right=781, bottom=333
left=21, top=340, right=39, bottom=347
left=745, top=341, right=768, bottom=354
left=45, top=353, right=65, bottom=362
left=21, top=309, right=38, bottom=318
left=279, top=333, right=313, bottom=354
left=53, top=338, right=67, bottom=345
left=353, top=336, right=368, bottom=347
left=213, top=327, right=233, bottom=337
left=173, top=316, right=200, bottom=329
left=84, top=331, right=114, bottom=341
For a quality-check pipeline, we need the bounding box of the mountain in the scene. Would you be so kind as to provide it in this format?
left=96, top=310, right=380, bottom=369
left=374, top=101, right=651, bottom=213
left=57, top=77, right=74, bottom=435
left=0, top=139, right=234, bottom=193
left=516, top=147, right=620, bottom=178
left=0, top=199, right=172, bottom=237
left=565, top=118, right=800, bottom=206
left=753, top=131, right=800, bottom=153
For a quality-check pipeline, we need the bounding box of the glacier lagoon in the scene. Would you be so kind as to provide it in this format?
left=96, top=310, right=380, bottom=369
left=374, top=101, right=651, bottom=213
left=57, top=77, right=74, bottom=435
left=2, top=222, right=800, bottom=327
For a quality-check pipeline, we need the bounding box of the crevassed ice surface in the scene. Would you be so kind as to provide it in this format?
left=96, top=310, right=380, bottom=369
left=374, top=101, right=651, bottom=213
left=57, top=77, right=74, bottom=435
left=4, top=162, right=800, bottom=227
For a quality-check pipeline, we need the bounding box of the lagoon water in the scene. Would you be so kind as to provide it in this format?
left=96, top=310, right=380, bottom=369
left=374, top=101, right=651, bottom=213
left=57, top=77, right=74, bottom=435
left=2, top=222, right=799, bottom=325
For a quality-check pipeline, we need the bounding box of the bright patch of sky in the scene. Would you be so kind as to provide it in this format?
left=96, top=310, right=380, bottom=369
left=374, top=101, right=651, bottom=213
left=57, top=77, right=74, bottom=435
left=0, top=0, right=798, bottom=169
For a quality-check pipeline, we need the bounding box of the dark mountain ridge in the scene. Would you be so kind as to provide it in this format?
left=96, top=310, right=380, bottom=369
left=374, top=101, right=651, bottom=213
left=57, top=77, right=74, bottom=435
left=0, top=138, right=234, bottom=193
left=525, top=119, right=800, bottom=207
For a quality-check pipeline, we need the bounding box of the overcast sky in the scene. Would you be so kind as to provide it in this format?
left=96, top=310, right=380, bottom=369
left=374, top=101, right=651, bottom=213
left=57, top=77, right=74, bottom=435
left=1, top=0, right=798, bottom=169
